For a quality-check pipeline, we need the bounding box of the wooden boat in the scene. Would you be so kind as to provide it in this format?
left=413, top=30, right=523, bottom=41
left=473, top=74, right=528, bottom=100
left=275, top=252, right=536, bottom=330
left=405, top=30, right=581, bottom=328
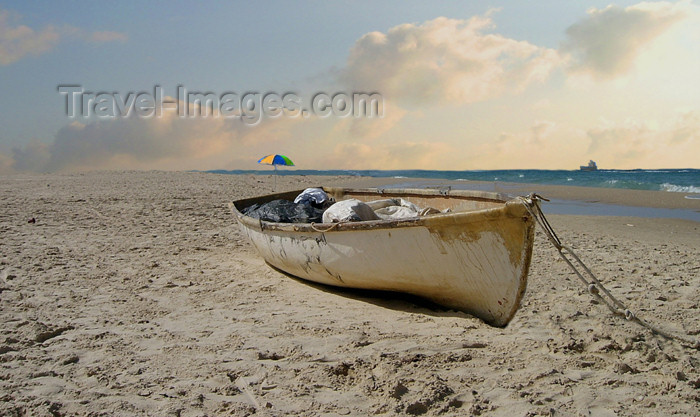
left=230, top=187, right=537, bottom=327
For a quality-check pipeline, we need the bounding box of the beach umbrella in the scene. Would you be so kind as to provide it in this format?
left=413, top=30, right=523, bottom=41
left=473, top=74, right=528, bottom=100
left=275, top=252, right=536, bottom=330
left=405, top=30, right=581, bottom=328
left=257, top=154, right=294, bottom=189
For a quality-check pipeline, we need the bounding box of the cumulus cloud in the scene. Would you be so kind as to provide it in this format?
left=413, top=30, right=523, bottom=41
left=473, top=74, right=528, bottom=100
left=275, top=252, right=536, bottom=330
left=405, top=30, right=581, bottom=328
left=0, top=8, right=127, bottom=66
left=47, top=117, right=227, bottom=171
left=340, top=15, right=561, bottom=105
left=5, top=111, right=239, bottom=172
left=1, top=96, right=310, bottom=173
left=10, top=141, right=51, bottom=172
left=561, top=2, right=687, bottom=78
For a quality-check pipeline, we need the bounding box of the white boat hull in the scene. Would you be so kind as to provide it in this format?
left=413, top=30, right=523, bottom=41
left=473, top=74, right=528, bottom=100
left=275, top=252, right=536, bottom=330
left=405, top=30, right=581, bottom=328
left=232, top=187, right=535, bottom=326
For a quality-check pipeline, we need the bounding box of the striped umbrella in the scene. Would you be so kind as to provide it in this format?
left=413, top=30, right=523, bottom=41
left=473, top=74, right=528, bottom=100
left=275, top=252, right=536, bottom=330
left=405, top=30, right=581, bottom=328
left=257, top=154, right=294, bottom=189
left=257, top=154, right=294, bottom=167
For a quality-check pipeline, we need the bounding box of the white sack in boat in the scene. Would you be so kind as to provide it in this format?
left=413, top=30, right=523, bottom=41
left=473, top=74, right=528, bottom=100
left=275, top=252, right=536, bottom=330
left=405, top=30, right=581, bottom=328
left=374, top=206, right=418, bottom=220
left=373, top=198, right=422, bottom=220
left=322, top=199, right=380, bottom=223
left=364, top=198, right=400, bottom=210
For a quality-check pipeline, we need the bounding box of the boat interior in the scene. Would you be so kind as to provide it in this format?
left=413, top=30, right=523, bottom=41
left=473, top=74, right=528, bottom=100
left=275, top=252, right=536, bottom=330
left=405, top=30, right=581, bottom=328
left=233, top=186, right=510, bottom=217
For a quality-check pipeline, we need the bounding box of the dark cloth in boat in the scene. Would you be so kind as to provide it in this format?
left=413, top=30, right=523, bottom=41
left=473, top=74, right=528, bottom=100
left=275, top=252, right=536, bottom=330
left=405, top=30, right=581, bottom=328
left=242, top=199, right=325, bottom=223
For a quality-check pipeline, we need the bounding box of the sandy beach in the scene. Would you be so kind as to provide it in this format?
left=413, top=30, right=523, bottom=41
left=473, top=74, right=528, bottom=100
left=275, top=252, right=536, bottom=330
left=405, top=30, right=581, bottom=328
left=1, top=171, right=698, bottom=416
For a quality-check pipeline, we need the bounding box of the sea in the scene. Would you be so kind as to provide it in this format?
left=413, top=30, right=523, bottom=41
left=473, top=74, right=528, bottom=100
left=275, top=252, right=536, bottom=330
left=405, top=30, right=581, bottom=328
left=210, top=168, right=700, bottom=221
left=209, top=168, right=700, bottom=195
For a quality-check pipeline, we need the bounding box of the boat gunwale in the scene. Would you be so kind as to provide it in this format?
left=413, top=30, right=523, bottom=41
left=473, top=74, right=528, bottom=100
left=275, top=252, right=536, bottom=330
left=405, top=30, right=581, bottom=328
left=230, top=187, right=529, bottom=233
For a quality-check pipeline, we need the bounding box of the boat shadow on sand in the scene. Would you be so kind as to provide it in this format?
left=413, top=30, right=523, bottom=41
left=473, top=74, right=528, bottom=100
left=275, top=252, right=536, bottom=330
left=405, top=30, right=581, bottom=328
left=266, top=262, right=479, bottom=320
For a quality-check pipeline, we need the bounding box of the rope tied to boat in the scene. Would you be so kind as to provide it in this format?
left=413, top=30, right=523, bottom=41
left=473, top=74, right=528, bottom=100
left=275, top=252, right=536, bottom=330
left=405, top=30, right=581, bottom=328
left=518, top=194, right=699, bottom=351
left=310, top=222, right=342, bottom=233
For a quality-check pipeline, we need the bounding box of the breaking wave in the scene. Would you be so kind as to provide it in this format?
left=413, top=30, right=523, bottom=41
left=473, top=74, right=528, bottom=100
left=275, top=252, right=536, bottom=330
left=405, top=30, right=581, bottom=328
left=660, top=183, right=700, bottom=193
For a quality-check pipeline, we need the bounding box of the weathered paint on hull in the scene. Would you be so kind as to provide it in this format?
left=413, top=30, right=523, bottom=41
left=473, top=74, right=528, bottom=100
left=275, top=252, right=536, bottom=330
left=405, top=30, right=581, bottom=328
left=232, top=188, right=535, bottom=327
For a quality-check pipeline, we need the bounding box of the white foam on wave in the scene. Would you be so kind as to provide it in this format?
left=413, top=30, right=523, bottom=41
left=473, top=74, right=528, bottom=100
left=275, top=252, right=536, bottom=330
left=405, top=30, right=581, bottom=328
left=685, top=195, right=700, bottom=200
left=660, top=183, right=700, bottom=193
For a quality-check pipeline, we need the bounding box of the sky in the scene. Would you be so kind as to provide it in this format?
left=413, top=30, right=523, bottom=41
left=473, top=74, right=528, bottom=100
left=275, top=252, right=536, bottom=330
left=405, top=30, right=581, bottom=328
left=0, top=0, right=699, bottom=172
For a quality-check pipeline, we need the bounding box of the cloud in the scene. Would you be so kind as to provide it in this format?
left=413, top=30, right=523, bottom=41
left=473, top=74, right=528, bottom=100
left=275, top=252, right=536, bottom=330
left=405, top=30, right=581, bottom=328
left=0, top=96, right=310, bottom=173
left=0, top=10, right=60, bottom=65
left=10, top=141, right=51, bottom=172
left=470, top=108, right=700, bottom=169
left=5, top=106, right=698, bottom=173
left=48, top=118, right=211, bottom=171
left=561, top=2, right=687, bottom=78
left=3, top=6, right=697, bottom=173
left=483, top=111, right=700, bottom=169
left=585, top=111, right=700, bottom=166
left=0, top=8, right=127, bottom=66
left=5, top=110, right=240, bottom=172
left=340, top=16, right=561, bottom=105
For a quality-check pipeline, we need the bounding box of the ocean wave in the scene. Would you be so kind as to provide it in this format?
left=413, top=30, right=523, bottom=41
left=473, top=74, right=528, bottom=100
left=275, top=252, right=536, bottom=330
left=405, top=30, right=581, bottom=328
left=660, top=183, right=700, bottom=193
left=685, top=195, right=700, bottom=200
left=392, top=176, right=407, bottom=178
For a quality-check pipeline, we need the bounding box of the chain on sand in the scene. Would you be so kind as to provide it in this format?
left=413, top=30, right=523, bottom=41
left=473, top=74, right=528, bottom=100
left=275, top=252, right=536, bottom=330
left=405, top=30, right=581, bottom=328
left=518, top=194, right=699, bottom=351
